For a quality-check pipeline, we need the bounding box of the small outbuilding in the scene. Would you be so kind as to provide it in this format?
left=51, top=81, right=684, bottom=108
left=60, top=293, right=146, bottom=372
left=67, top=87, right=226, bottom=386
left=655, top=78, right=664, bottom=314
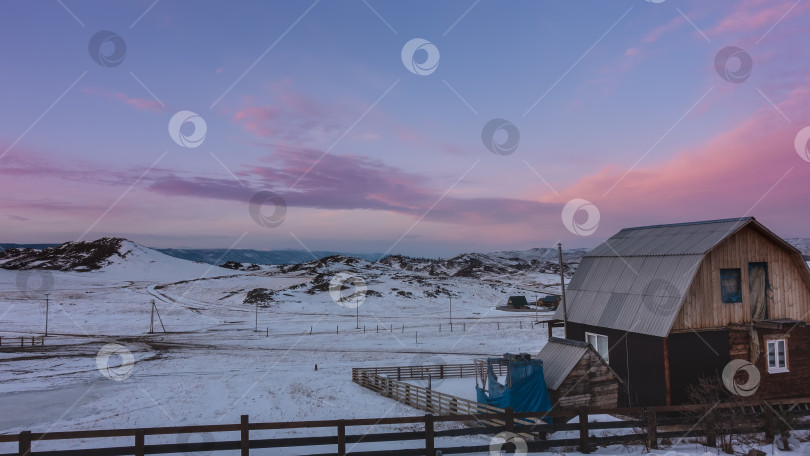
left=536, top=338, right=620, bottom=410
left=507, top=296, right=529, bottom=308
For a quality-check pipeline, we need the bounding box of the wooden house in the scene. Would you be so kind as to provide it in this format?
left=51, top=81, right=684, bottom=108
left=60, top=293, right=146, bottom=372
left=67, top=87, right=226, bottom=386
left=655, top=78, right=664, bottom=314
left=507, top=296, right=529, bottom=308
left=536, top=338, right=619, bottom=410
left=540, top=295, right=561, bottom=309
left=554, top=217, right=810, bottom=406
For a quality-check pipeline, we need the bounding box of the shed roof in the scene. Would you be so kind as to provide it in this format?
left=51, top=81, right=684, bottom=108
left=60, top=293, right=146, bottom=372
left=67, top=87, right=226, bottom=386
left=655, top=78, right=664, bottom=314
left=553, top=217, right=808, bottom=337
left=536, top=338, right=590, bottom=390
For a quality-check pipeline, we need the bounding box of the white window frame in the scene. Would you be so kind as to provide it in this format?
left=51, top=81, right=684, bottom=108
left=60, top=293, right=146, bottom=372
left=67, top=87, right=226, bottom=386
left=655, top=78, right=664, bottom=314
left=766, top=339, right=788, bottom=373
left=585, top=332, right=609, bottom=363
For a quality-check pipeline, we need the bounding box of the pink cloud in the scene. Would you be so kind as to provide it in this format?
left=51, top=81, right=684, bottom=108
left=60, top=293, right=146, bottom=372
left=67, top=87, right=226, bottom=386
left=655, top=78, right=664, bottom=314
left=642, top=16, right=685, bottom=44
left=551, top=85, right=810, bottom=234
left=81, top=88, right=165, bottom=112
left=707, top=0, right=803, bottom=36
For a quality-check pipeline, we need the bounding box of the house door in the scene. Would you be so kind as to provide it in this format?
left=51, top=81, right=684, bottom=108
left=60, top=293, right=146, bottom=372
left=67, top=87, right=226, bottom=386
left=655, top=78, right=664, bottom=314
left=748, top=262, right=769, bottom=320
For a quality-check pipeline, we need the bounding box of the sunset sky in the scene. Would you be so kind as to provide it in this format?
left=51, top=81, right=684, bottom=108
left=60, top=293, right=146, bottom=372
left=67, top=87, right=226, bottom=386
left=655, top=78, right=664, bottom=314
left=1, top=0, right=809, bottom=257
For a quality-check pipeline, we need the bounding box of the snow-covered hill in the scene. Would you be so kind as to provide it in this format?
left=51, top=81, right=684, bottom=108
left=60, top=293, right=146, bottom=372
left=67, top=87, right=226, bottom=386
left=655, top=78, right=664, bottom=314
left=0, top=238, right=236, bottom=282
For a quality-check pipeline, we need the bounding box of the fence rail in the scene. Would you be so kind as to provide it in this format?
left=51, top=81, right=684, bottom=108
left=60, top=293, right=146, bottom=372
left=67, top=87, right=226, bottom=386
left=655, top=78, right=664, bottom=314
left=351, top=367, right=537, bottom=432
left=0, top=336, right=45, bottom=347
left=352, top=362, right=505, bottom=381
left=3, top=399, right=810, bottom=456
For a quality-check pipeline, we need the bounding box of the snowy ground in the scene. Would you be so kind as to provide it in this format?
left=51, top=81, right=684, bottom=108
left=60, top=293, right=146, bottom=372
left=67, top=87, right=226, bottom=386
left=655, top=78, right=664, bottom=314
left=1, top=253, right=806, bottom=455
left=0, top=252, right=566, bottom=454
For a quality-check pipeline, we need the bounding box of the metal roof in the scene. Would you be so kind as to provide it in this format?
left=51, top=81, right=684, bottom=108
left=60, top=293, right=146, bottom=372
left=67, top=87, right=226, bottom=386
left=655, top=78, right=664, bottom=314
left=553, top=217, right=791, bottom=337
left=536, top=338, right=589, bottom=390
left=586, top=218, right=752, bottom=257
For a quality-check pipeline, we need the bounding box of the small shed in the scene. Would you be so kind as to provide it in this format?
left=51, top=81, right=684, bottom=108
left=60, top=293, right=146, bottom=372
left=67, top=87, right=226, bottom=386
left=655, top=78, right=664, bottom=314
left=536, top=338, right=620, bottom=410
left=507, top=296, right=529, bottom=308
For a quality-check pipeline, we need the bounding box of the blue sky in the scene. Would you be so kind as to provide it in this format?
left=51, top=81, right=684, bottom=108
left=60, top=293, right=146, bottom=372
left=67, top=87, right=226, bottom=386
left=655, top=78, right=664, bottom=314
left=1, top=0, right=809, bottom=256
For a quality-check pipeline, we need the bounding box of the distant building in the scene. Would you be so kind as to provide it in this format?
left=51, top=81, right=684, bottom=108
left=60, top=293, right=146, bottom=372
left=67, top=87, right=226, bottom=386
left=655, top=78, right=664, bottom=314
left=507, top=296, right=529, bottom=308
left=540, top=295, right=560, bottom=308
left=554, top=217, right=810, bottom=406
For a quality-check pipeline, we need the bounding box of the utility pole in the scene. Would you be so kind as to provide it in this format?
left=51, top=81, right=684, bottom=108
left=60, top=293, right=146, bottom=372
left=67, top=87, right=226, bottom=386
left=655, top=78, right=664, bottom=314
left=449, top=296, right=452, bottom=325
left=44, top=293, right=50, bottom=336
left=558, top=242, right=568, bottom=338
left=355, top=298, right=359, bottom=329
left=150, top=300, right=155, bottom=334
left=255, top=301, right=258, bottom=332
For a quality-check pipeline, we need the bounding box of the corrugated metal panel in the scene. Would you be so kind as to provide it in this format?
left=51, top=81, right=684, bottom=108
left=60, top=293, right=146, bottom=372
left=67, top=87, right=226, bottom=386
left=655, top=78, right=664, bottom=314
left=561, top=218, right=755, bottom=337
left=583, top=218, right=753, bottom=257
left=536, top=340, right=588, bottom=390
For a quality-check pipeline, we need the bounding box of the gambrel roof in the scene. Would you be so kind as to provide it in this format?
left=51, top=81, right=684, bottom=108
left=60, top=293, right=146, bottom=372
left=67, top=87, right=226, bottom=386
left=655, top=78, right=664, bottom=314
left=553, top=217, right=809, bottom=337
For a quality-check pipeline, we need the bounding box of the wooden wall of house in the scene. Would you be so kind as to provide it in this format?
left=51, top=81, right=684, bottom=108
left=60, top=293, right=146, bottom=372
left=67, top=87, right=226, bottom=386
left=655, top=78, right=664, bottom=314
left=568, top=322, right=666, bottom=407
left=673, top=225, right=810, bottom=331
left=726, top=326, right=810, bottom=400
left=552, top=350, right=619, bottom=410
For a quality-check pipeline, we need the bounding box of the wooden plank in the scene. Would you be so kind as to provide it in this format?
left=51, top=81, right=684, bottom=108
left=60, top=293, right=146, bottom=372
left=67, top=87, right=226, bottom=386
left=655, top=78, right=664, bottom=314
left=337, top=420, right=346, bottom=456
left=18, top=431, right=31, bottom=456
left=240, top=415, right=249, bottom=456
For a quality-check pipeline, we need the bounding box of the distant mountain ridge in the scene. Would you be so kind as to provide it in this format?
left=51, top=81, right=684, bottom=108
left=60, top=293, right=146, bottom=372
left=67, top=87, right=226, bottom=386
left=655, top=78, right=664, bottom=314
left=155, top=248, right=385, bottom=265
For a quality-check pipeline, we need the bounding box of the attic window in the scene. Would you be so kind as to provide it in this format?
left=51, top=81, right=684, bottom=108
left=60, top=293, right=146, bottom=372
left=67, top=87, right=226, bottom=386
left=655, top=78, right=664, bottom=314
left=585, top=332, right=609, bottom=362
left=720, top=268, right=742, bottom=303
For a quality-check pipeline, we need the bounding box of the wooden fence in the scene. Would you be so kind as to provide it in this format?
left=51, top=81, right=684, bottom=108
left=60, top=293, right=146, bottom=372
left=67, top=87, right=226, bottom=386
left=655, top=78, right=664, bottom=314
left=351, top=362, right=505, bottom=381
left=0, top=336, right=44, bottom=347
left=3, top=399, right=810, bottom=456
left=352, top=366, right=537, bottom=431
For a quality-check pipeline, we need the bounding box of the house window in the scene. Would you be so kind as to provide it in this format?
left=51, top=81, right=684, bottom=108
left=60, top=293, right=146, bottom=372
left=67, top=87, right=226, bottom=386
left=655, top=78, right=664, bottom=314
left=720, top=268, right=742, bottom=303
left=585, top=332, right=609, bottom=362
left=766, top=339, right=788, bottom=373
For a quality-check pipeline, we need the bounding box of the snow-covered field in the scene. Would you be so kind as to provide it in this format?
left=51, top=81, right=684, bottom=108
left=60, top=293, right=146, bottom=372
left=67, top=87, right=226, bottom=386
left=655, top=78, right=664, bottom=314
left=0, top=246, right=567, bottom=454
left=1, top=246, right=806, bottom=455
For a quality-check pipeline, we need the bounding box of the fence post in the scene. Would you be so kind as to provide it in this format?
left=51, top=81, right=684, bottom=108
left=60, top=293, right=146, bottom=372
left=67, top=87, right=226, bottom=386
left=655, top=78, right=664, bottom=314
left=425, top=414, right=435, bottom=455
left=762, top=401, right=774, bottom=442
left=505, top=407, right=514, bottom=433
left=240, top=415, right=249, bottom=456
left=18, top=431, right=31, bottom=456
left=337, top=420, right=346, bottom=456
left=646, top=408, right=658, bottom=449
left=135, top=429, right=145, bottom=456
left=578, top=410, right=590, bottom=454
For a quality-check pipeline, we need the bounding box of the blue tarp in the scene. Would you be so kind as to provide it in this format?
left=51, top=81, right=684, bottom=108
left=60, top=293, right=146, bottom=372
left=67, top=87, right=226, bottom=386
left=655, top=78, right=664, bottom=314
left=476, top=357, right=552, bottom=417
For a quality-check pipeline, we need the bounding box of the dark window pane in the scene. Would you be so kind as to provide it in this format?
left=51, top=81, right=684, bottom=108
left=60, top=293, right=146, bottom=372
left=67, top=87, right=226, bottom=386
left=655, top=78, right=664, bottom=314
left=720, top=268, right=742, bottom=303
